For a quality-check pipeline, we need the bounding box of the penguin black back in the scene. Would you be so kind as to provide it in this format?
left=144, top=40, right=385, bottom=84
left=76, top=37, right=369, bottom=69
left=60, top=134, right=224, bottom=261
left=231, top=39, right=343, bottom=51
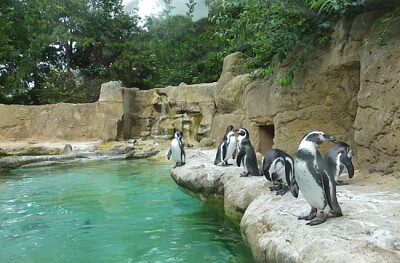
left=235, top=128, right=260, bottom=177
left=325, top=142, right=354, bottom=185
left=261, top=149, right=298, bottom=197
left=214, top=125, right=236, bottom=165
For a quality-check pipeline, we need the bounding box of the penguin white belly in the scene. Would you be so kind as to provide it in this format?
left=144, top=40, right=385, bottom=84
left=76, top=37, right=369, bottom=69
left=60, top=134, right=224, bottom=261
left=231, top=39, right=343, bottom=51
left=224, top=137, right=237, bottom=161
left=171, top=139, right=182, bottom=162
left=243, top=155, right=248, bottom=173
left=295, top=160, right=326, bottom=210
left=334, top=154, right=341, bottom=181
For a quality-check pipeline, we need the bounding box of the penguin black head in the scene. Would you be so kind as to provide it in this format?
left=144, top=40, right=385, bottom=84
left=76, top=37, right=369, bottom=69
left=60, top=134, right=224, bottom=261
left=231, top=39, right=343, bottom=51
left=328, top=142, right=355, bottom=179
left=234, top=128, right=249, bottom=139
left=175, top=131, right=183, bottom=139
left=300, top=130, right=336, bottom=145
left=225, top=125, right=234, bottom=133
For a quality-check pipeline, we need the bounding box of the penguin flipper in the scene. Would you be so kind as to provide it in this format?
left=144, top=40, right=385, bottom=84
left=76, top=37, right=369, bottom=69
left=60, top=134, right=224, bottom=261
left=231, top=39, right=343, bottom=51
left=261, top=157, right=271, bottom=181
left=181, top=148, right=186, bottom=164
left=321, top=170, right=342, bottom=216
left=167, top=149, right=172, bottom=160
left=236, top=149, right=245, bottom=167
left=340, top=154, right=354, bottom=179
left=285, top=159, right=298, bottom=198
left=284, top=159, right=292, bottom=186
left=232, top=148, right=237, bottom=159
left=214, top=143, right=222, bottom=165
left=222, top=142, right=227, bottom=160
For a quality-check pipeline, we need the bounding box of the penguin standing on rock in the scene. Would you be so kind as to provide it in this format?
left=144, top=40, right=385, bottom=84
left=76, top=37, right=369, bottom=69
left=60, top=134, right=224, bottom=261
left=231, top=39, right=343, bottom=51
left=260, top=149, right=299, bottom=197
left=167, top=131, right=186, bottom=168
left=214, top=125, right=237, bottom=166
left=294, top=130, right=342, bottom=226
left=235, top=128, right=260, bottom=177
left=324, top=142, right=354, bottom=185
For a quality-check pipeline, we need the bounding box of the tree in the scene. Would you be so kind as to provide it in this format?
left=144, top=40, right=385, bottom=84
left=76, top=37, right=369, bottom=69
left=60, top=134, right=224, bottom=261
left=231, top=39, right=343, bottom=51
left=208, top=0, right=365, bottom=86
left=0, top=0, right=141, bottom=104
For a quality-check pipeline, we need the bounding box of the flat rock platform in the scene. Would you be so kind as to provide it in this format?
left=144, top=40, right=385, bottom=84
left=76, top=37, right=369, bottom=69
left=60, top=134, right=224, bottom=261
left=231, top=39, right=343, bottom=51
left=170, top=149, right=400, bottom=263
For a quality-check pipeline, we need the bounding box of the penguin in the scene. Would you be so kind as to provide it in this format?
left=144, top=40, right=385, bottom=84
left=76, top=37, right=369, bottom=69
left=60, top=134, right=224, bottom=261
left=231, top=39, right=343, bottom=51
left=260, top=149, right=299, bottom=197
left=235, top=128, right=260, bottom=177
left=214, top=125, right=237, bottom=166
left=324, top=142, right=354, bottom=185
left=167, top=131, right=186, bottom=168
left=294, top=130, right=342, bottom=226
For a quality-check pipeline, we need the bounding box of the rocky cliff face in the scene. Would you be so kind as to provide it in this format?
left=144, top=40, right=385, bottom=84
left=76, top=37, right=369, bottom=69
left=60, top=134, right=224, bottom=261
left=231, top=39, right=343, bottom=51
left=124, top=82, right=216, bottom=145
left=211, top=12, right=398, bottom=174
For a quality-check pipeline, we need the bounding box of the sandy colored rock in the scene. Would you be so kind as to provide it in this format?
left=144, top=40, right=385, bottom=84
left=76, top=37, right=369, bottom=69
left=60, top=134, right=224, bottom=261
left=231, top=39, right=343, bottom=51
left=98, top=81, right=124, bottom=102
left=354, top=19, right=400, bottom=173
left=171, top=149, right=400, bottom=263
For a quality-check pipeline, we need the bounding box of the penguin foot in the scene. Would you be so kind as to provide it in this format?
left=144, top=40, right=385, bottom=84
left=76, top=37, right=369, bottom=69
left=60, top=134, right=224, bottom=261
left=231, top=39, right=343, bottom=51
left=336, top=180, right=348, bottom=186
left=173, top=162, right=185, bottom=168
left=298, top=207, right=317, bottom=221
left=306, top=213, right=328, bottom=226
left=240, top=172, right=249, bottom=177
left=276, top=187, right=289, bottom=196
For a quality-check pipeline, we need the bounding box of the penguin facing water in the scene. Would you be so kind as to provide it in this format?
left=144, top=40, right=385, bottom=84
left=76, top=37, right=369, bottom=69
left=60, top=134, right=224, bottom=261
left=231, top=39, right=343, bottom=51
left=294, top=130, right=342, bottom=226
left=214, top=125, right=237, bottom=166
left=235, top=128, right=260, bottom=177
left=324, top=142, right=354, bottom=185
left=167, top=131, right=186, bottom=168
left=260, top=149, right=299, bottom=197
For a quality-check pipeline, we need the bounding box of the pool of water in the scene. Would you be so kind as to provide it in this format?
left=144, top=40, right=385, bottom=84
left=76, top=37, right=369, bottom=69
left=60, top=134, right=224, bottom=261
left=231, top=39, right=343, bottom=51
left=0, top=159, right=254, bottom=263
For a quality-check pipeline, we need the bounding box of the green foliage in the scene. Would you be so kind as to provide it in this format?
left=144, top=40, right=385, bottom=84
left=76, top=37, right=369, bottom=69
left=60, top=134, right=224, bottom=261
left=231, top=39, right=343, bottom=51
left=4, top=0, right=399, bottom=104
left=210, top=0, right=328, bottom=85
left=138, top=9, right=225, bottom=89
left=1, top=0, right=225, bottom=103
left=307, top=0, right=364, bottom=14
left=209, top=0, right=365, bottom=86
left=365, top=7, right=400, bottom=48
left=0, top=0, right=140, bottom=104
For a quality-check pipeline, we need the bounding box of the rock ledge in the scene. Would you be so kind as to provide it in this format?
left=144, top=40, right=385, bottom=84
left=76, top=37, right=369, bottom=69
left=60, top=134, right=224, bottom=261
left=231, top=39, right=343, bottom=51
left=170, top=150, right=400, bottom=263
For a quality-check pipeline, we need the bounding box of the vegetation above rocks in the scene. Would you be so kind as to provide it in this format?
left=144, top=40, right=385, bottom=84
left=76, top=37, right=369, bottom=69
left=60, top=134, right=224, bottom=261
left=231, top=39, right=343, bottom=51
left=1, top=0, right=398, bottom=105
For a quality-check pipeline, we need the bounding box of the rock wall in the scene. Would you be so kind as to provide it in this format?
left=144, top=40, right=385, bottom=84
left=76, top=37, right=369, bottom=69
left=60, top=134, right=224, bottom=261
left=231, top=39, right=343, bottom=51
left=207, top=12, right=400, bottom=173
left=125, top=82, right=216, bottom=145
left=354, top=15, right=400, bottom=174
left=0, top=81, right=125, bottom=142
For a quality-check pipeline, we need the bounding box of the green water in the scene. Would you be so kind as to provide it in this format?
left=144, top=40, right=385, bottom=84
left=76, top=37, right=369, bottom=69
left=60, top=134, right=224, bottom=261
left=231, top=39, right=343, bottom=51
left=0, top=160, right=254, bottom=263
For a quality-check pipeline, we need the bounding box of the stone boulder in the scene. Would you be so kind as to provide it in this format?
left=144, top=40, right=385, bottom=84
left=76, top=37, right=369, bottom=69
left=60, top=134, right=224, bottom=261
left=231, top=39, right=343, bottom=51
left=98, top=81, right=124, bottom=102
left=214, top=52, right=249, bottom=114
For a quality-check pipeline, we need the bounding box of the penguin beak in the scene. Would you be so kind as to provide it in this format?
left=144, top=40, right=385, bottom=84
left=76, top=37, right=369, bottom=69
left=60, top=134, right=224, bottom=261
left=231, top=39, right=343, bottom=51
left=340, top=154, right=355, bottom=178
left=322, top=133, right=336, bottom=142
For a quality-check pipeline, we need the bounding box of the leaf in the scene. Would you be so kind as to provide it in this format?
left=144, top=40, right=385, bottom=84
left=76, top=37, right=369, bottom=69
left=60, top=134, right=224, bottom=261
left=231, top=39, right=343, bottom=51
left=278, top=50, right=286, bottom=63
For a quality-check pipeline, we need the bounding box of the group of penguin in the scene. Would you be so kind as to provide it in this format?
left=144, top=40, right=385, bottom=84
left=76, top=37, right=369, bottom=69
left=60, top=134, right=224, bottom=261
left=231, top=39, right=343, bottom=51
left=167, top=125, right=355, bottom=226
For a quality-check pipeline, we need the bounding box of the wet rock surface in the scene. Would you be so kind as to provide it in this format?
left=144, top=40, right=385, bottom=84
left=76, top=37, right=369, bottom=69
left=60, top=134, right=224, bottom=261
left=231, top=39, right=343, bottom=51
left=0, top=141, right=161, bottom=170
left=170, top=149, right=400, bottom=263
